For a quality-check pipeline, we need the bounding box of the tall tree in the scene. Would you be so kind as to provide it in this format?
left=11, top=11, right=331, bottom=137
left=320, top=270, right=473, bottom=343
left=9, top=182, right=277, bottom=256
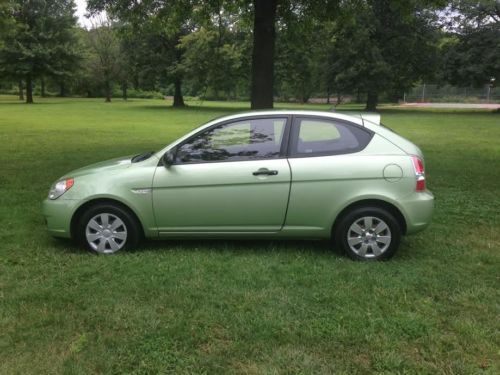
left=325, top=0, right=443, bottom=110
left=275, top=5, right=332, bottom=103
left=87, top=0, right=195, bottom=107
left=0, top=0, right=80, bottom=103
left=441, top=0, right=499, bottom=87
left=179, top=7, right=250, bottom=100
left=0, top=0, right=15, bottom=48
left=87, top=19, right=122, bottom=102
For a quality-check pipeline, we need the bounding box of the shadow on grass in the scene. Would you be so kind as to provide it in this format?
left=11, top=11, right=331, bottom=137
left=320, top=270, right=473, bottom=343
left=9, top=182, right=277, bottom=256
left=50, top=237, right=94, bottom=255
left=141, top=238, right=334, bottom=253
left=48, top=236, right=421, bottom=263
left=50, top=236, right=339, bottom=257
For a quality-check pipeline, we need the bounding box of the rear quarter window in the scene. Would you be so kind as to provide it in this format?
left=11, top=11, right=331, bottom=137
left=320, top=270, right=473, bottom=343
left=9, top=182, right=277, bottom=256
left=290, top=117, right=373, bottom=157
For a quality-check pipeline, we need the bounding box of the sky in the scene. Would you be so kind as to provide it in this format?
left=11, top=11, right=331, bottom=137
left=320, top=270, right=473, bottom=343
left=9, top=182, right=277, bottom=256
left=75, top=0, right=89, bottom=27
left=75, top=0, right=106, bottom=28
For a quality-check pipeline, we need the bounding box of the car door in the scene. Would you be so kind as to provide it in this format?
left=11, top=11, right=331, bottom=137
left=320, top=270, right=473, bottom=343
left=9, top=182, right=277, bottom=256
left=152, top=116, right=292, bottom=234
left=285, top=116, right=375, bottom=232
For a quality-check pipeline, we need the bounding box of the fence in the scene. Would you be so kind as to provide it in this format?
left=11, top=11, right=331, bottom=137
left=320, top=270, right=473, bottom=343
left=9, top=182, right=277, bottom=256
left=404, top=84, right=499, bottom=103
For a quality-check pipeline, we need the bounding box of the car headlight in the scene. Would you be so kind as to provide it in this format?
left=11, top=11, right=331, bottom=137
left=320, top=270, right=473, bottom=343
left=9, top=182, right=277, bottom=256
left=48, top=178, right=74, bottom=200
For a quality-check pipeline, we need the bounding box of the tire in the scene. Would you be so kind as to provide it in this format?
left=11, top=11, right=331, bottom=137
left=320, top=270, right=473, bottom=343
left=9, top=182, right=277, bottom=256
left=334, top=206, right=402, bottom=261
left=76, top=203, right=141, bottom=254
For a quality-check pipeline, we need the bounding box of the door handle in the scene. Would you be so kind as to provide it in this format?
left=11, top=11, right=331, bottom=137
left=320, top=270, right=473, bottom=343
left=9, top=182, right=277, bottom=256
left=252, top=169, right=278, bottom=176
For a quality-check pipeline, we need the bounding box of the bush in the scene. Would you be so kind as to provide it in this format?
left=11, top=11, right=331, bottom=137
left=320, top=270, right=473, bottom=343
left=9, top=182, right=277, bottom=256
left=112, top=88, right=164, bottom=99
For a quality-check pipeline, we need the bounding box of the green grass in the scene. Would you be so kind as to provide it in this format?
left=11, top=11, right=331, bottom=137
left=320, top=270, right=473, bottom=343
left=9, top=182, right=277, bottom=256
left=0, top=96, right=499, bottom=374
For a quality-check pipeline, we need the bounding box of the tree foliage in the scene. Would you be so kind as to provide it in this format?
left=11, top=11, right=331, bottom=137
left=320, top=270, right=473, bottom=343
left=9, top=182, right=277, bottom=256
left=324, top=0, right=443, bottom=110
left=86, top=18, right=122, bottom=102
left=441, top=0, right=499, bottom=86
left=0, top=0, right=80, bottom=103
left=0, top=0, right=498, bottom=109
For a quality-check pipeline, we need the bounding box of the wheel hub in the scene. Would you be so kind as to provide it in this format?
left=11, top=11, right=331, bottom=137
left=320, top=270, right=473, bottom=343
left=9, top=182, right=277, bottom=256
left=85, top=213, right=127, bottom=254
left=347, top=216, right=392, bottom=258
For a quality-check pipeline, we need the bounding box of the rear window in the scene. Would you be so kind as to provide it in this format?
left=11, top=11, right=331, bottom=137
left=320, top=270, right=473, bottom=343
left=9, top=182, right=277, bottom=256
left=291, top=117, right=373, bottom=157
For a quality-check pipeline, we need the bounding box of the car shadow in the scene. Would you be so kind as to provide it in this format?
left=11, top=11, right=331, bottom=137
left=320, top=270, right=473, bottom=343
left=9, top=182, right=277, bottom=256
left=137, top=238, right=336, bottom=255
left=48, top=232, right=416, bottom=260
left=50, top=237, right=340, bottom=257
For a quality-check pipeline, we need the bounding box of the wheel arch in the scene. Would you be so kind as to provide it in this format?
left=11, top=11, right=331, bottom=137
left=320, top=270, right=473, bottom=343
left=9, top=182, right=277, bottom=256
left=70, top=198, right=145, bottom=239
left=332, top=199, right=407, bottom=236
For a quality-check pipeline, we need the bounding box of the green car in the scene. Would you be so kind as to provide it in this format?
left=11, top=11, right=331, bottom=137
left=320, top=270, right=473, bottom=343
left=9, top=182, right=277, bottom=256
left=43, top=110, right=434, bottom=260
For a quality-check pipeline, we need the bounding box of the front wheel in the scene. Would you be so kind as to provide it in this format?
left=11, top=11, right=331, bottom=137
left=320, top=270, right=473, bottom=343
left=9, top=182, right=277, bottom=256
left=334, top=207, right=402, bottom=261
left=76, top=204, right=141, bottom=254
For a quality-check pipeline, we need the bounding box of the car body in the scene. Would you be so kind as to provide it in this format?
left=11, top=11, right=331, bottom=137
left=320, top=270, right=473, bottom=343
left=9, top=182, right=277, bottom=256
left=43, top=110, right=434, bottom=260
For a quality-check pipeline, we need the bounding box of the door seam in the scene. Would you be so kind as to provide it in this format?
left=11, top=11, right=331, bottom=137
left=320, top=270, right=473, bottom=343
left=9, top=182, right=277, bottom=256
left=281, top=158, right=293, bottom=230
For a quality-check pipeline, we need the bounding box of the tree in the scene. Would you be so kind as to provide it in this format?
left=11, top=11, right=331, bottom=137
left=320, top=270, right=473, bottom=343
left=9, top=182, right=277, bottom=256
left=324, top=0, right=443, bottom=110
left=0, top=0, right=80, bottom=103
left=275, top=6, right=332, bottom=103
left=441, top=0, right=499, bottom=87
left=179, top=23, right=249, bottom=99
left=0, top=0, right=15, bottom=48
left=86, top=19, right=122, bottom=102
left=251, top=0, right=339, bottom=107
left=87, top=0, right=195, bottom=107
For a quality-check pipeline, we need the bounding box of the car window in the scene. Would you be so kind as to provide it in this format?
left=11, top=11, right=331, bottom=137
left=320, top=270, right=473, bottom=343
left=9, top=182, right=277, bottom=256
left=292, top=118, right=372, bottom=156
left=177, top=118, right=287, bottom=163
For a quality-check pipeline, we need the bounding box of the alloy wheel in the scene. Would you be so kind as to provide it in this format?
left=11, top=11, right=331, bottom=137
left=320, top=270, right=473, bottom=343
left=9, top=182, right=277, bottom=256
left=85, top=213, right=127, bottom=254
left=347, top=216, right=392, bottom=258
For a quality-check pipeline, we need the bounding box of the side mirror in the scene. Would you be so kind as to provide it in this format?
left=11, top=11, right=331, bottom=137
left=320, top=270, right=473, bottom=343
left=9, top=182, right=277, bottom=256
left=162, top=149, right=176, bottom=167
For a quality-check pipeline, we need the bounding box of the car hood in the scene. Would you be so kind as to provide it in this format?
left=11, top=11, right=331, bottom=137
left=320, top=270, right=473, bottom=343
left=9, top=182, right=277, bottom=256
left=62, top=156, right=134, bottom=179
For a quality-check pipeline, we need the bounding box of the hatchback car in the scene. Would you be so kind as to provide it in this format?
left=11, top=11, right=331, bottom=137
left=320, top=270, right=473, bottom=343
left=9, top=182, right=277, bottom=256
left=43, top=110, right=434, bottom=260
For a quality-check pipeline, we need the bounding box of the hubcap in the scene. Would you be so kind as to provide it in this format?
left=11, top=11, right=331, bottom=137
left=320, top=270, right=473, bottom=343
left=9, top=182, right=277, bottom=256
left=347, top=216, right=391, bottom=258
left=85, top=213, right=127, bottom=254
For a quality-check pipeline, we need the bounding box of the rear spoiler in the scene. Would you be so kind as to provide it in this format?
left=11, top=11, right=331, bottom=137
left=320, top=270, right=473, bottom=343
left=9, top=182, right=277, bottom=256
left=346, top=112, right=381, bottom=126
left=360, top=113, right=381, bottom=125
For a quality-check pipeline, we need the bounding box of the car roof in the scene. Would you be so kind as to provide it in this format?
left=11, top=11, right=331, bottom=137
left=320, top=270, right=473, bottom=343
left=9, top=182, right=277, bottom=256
left=211, top=110, right=379, bottom=127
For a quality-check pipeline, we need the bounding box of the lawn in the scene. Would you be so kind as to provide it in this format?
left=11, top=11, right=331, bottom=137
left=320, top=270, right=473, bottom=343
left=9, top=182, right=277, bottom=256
left=0, top=96, right=499, bottom=374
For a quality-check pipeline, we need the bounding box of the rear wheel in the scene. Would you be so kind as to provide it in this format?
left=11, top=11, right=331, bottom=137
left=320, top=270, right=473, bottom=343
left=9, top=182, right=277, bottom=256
left=334, top=206, right=401, bottom=261
left=76, top=204, right=141, bottom=254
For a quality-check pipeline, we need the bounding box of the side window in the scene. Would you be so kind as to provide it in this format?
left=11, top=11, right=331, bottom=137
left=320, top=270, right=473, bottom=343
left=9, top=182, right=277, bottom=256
left=292, top=118, right=372, bottom=156
left=177, top=118, right=287, bottom=163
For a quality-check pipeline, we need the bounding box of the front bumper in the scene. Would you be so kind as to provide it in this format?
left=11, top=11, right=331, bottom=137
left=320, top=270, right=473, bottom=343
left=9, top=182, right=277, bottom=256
left=42, top=198, right=80, bottom=238
left=400, top=190, right=435, bottom=234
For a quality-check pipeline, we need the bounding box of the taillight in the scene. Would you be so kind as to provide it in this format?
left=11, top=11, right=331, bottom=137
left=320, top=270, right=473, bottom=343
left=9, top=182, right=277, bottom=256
left=411, top=156, right=426, bottom=191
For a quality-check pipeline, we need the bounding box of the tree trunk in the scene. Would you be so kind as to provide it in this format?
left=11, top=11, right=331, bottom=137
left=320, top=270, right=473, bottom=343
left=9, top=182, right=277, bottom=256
left=365, top=91, right=378, bottom=111
left=105, top=80, right=111, bottom=102
left=18, top=81, right=24, bottom=101
left=41, top=77, right=46, bottom=97
left=122, top=83, right=127, bottom=100
left=26, top=75, right=34, bottom=104
left=250, top=0, right=277, bottom=109
left=173, top=78, right=185, bottom=107
left=337, top=93, right=343, bottom=106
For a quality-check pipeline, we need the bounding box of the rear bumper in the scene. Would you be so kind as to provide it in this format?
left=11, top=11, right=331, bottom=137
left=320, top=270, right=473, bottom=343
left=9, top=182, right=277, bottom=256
left=42, top=198, right=80, bottom=239
left=400, top=190, right=434, bottom=234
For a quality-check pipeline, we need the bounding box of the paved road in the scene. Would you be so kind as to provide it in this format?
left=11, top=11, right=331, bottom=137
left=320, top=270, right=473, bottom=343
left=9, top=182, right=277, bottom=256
left=400, top=102, right=500, bottom=109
